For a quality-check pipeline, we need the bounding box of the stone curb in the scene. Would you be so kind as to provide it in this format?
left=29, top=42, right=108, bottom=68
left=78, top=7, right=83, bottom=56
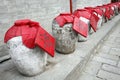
left=0, top=15, right=120, bottom=80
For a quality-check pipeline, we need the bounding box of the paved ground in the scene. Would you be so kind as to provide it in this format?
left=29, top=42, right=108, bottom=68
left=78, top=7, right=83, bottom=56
left=78, top=21, right=120, bottom=80
left=0, top=15, right=119, bottom=80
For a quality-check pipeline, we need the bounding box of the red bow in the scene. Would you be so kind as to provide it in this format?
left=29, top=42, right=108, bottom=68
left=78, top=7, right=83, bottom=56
left=55, top=13, right=74, bottom=27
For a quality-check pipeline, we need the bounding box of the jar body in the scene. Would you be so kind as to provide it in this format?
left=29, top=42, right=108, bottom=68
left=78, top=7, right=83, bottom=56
left=52, top=21, right=77, bottom=54
left=7, top=36, right=47, bottom=76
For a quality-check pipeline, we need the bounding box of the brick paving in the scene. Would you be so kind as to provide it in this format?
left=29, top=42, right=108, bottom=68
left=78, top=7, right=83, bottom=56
left=78, top=22, right=120, bottom=80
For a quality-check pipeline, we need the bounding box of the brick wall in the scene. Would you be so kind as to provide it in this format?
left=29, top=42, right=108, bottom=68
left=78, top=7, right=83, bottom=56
left=0, top=0, right=111, bottom=57
left=76, top=0, right=111, bottom=9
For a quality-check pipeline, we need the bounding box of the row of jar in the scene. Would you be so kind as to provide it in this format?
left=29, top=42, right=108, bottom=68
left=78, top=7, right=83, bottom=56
left=52, top=2, right=120, bottom=54
left=4, top=2, right=120, bottom=77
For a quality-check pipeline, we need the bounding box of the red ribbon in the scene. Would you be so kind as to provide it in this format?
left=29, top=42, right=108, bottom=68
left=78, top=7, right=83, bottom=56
left=55, top=13, right=74, bottom=27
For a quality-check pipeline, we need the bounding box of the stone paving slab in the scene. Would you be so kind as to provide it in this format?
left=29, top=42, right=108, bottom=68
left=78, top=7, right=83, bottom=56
left=78, top=72, right=103, bottom=80
left=109, top=47, right=120, bottom=56
left=0, top=15, right=120, bottom=80
left=103, top=42, right=120, bottom=49
left=102, top=64, right=120, bottom=75
left=97, top=70, right=120, bottom=80
left=118, top=61, right=120, bottom=67
left=98, top=45, right=111, bottom=54
left=93, top=56, right=117, bottom=66
left=96, top=52, right=119, bottom=61
left=115, top=37, right=120, bottom=43
left=83, top=61, right=102, bottom=76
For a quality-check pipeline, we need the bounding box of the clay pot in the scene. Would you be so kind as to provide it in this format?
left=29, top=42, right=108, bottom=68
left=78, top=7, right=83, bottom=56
left=7, top=36, right=47, bottom=76
left=52, top=21, right=77, bottom=54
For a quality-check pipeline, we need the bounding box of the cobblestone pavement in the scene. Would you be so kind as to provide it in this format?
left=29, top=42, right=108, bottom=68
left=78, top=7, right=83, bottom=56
left=78, top=22, right=120, bottom=80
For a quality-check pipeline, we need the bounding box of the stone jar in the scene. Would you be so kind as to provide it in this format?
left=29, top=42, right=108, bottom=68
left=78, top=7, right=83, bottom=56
left=7, top=36, right=47, bottom=76
left=52, top=21, right=77, bottom=54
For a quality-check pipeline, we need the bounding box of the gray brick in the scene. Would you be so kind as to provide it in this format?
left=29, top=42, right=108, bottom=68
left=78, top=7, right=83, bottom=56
left=102, top=64, right=120, bottom=75
left=46, top=7, right=61, bottom=15
left=104, top=43, right=120, bottom=49
left=0, top=1, right=6, bottom=6
left=109, top=48, right=120, bottom=56
left=106, top=35, right=116, bottom=42
left=93, top=56, right=117, bottom=66
left=15, top=0, right=26, bottom=5
left=7, top=5, right=28, bottom=13
left=83, top=61, right=102, bottom=76
left=97, top=70, right=120, bottom=80
left=41, top=0, right=59, bottom=5
left=78, top=72, right=103, bottom=80
left=98, top=45, right=111, bottom=53
left=118, top=61, right=120, bottom=68
left=96, top=53, right=119, bottom=61
left=76, top=0, right=110, bottom=9
left=29, top=4, right=42, bottom=9
left=115, top=37, right=120, bottom=43
left=26, top=0, right=42, bottom=4
left=0, top=6, right=8, bottom=14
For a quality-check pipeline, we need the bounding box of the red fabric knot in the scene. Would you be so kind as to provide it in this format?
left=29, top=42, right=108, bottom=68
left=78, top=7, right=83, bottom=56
left=29, top=21, right=40, bottom=28
left=14, top=19, right=30, bottom=26
left=55, top=13, right=74, bottom=27
left=73, top=9, right=91, bottom=19
left=84, top=8, right=99, bottom=32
